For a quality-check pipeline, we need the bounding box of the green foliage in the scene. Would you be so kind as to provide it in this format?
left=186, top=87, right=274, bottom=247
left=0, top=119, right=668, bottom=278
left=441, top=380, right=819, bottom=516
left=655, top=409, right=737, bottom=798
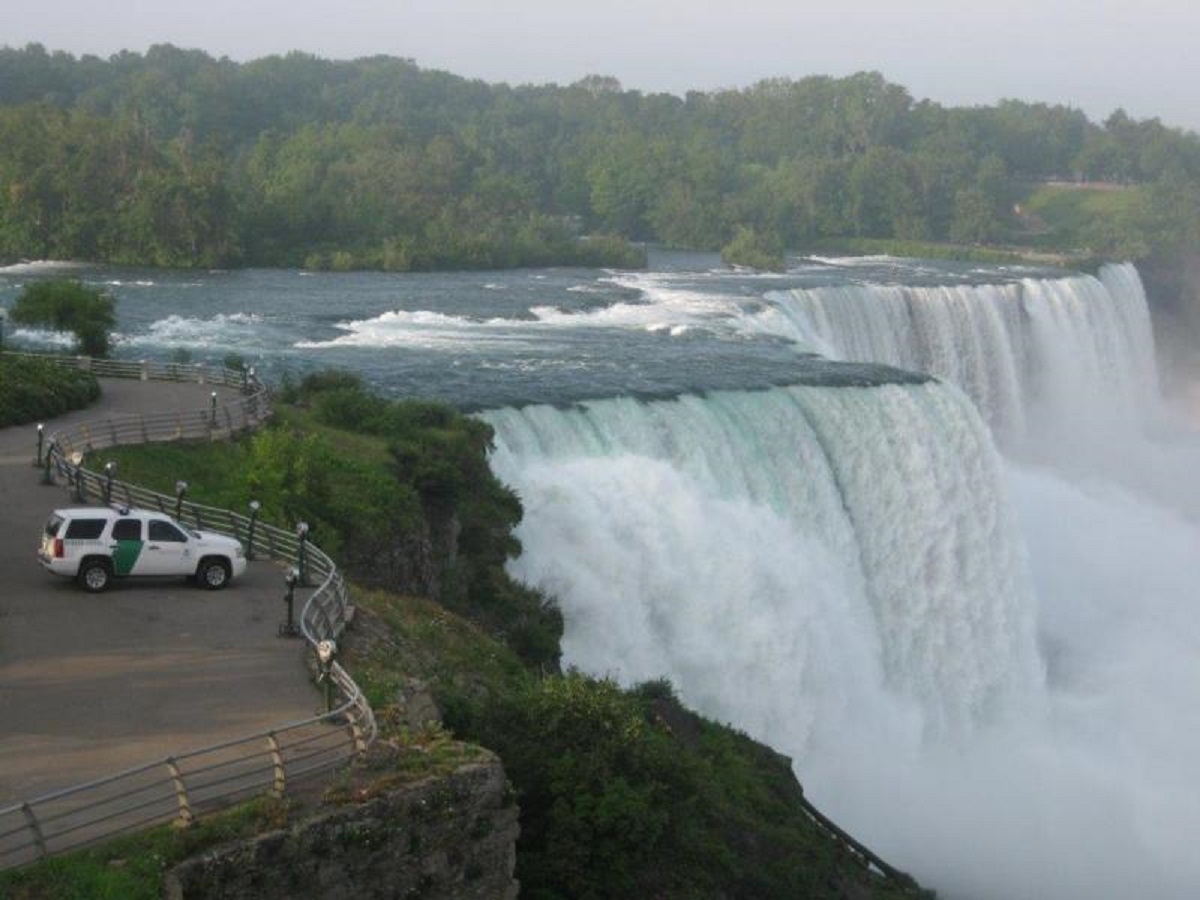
left=721, top=225, right=785, bottom=271
left=0, top=796, right=287, bottom=900
left=465, top=673, right=680, bottom=898
left=9, top=280, right=116, bottom=356
left=450, top=670, right=908, bottom=899
left=290, top=371, right=562, bottom=668
left=2, top=47, right=1198, bottom=268
left=0, top=353, right=100, bottom=426
left=1020, top=182, right=1165, bottom=258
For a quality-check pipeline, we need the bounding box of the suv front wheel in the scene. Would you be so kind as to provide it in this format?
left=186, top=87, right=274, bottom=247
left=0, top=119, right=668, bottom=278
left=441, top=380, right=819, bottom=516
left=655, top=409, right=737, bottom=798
left=78, top=558, right=112, bottom=593
left=197, top=557, right=231, bottom=590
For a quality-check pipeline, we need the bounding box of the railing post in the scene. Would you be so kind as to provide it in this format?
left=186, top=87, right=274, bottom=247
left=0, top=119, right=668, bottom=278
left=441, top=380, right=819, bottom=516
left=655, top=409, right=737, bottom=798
left=346, top=712, right=367, bottom=756
left=20, top=803, right=47, bottom=860
left=166, top=758, right=193, bottom=828
left=266, top=733, right=286, bottom=798
left=247, top=501, right=261, bottom=560
left=40, top=441, right=55, bottom=486
left=296, top=522, right=310, bottom=586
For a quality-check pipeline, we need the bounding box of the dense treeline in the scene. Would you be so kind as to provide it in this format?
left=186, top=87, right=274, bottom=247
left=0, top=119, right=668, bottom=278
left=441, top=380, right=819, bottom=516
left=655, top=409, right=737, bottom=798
left=2, top=43, right=1199, bottom=268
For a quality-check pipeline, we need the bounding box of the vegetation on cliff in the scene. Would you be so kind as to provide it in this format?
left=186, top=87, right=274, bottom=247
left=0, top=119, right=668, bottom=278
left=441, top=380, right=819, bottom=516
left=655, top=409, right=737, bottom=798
left=1, top=44, right=1198, bottom=269
left=345, top=587, right=926, bottom=899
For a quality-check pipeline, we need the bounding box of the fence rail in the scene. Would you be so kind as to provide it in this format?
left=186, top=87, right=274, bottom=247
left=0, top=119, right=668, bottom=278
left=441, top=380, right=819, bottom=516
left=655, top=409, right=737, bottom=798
left=0, top=354, right=375, bottom=872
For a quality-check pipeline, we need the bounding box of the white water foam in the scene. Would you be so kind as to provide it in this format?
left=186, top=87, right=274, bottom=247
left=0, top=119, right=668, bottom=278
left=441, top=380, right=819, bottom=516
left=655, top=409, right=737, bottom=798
left=118, top=313, right=265, bottom=350
left=0, top=259, right=86, bottom=275
left=4, top=327, right=76, bottom=349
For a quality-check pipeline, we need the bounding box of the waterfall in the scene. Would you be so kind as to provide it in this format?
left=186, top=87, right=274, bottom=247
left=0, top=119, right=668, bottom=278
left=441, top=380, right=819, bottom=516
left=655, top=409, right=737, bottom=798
left=485, top=381, right=1041, bottom=743
left=757, top=263, right=1160, bottom=450
left=483, top=262, right=1200, bottom=898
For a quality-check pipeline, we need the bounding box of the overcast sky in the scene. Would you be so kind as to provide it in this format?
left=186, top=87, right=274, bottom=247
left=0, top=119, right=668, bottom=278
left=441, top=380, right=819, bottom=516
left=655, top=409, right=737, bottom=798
left=8, top=0, right=1200, bottom=132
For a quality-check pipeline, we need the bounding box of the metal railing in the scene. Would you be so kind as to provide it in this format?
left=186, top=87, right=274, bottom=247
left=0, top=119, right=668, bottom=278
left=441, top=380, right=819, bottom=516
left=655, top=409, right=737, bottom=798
left=0, top=355, right=375, bottom=871
left=2, top=351, right=262, bottom=390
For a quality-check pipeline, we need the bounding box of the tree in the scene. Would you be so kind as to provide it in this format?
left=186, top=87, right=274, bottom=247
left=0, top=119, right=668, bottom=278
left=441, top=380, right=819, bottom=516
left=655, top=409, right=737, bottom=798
left=10, top=279, right=116, bottom=356
left=721, top=224, right=785, bottom=271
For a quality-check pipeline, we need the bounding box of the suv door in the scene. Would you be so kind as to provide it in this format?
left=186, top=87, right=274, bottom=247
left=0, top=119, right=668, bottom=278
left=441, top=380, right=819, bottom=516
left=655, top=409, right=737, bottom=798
left=140, top=518, right=194, bottom=576
left=109, top=517, right=145, bottom=576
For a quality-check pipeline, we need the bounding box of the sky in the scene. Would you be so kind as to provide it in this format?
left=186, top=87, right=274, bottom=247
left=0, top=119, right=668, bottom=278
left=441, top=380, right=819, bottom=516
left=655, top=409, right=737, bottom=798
left=7, top=0, right=1200, bottom=132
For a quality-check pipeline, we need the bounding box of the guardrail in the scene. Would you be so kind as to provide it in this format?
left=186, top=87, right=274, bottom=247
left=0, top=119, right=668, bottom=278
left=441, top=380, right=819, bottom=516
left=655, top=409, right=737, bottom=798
left=0, top=355, right=375, bottom=871
left=2, top=351, right=261, bottom=390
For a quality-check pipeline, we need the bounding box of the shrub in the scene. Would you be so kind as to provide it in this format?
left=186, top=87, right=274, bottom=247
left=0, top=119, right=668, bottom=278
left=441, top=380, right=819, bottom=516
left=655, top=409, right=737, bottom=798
left=0, top=355, right=100, bottom=426
left=10, top=280, right=116, bottom=357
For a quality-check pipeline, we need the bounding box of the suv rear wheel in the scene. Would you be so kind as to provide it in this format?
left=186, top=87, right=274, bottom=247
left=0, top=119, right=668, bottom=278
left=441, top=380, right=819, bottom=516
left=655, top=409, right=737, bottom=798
left=197, top=557, right=231, bottom=590
left=78, top=558, right=112, bottom=593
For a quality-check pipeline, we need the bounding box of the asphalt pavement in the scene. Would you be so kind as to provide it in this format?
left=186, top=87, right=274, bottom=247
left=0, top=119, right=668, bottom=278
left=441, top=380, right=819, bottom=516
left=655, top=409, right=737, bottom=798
left=0, top=379, right=320, bottom=804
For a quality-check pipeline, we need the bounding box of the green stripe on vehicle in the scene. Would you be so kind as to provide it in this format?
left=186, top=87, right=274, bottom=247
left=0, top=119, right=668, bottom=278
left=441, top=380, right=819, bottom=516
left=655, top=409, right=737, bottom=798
left=112, top=540, right=143, bottom=576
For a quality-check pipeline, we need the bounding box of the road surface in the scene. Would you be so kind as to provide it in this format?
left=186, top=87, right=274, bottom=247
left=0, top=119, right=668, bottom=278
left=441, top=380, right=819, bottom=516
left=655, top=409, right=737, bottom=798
left=0, top=379, right=320, bottom=804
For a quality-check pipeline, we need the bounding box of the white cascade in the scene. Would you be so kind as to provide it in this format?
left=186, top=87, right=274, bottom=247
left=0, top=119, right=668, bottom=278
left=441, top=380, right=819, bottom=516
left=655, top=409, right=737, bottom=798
left=485, top=381, right=1041, bottom=744
left=758, top=263, right=1159, bottom=450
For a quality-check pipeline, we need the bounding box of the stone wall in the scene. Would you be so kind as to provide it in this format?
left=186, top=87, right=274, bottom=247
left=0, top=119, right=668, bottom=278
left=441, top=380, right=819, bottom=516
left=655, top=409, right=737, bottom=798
left=165, top=761, right=518, bottom=900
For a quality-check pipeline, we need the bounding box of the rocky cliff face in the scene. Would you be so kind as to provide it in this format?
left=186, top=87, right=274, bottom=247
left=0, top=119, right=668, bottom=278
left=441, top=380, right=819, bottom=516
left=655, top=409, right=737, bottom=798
left=342, top=506, right=460, bottom=601
left=164, top=761, right=518, bottom=900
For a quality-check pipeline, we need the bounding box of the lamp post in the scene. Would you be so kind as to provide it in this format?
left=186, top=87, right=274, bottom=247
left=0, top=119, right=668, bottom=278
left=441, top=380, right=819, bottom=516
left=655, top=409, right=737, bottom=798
left=41, top=439, right=55, bottom=485
left=246, top=500, right=261, bottom=560
left=68, top=452, right=84, bottom=501
left=296, top=521, right=310, bottom=587
left=33, top=423, right=44, bottom=468
left=279, top=568, right=301, bottom=638
left=103, top=461, right=116, bottom=504
left=209, top=390, right=218, bottom=427
left=174, top=480, right=188, bottom=520
left=316, top=639, right=337, bottom=713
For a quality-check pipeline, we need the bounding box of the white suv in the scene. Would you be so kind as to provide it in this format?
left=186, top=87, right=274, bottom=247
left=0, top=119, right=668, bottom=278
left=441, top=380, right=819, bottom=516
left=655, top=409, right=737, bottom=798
left=39, top=506, right=248, bottom=592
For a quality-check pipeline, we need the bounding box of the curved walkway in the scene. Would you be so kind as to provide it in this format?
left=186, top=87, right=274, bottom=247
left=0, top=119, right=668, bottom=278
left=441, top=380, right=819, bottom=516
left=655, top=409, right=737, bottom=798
left=0, top=380, right=319, bottom=805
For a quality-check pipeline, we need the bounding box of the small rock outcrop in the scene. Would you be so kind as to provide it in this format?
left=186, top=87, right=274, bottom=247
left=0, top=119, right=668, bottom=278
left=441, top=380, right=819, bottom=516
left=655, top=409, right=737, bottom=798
left=165, top=761, right=518, bottom=900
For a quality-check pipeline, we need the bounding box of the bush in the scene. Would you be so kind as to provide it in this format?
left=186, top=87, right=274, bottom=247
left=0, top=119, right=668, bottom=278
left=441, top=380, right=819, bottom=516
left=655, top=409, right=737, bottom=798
left=722, top=225, right=785, bottom=272
left=0, top=355, right=100, bottom=426
left=10, top=280, right=116, bottom=357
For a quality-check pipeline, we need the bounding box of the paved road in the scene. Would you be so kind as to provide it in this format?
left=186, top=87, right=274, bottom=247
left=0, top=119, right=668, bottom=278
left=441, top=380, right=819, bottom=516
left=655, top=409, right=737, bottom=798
left=0, top=380, right=319, bottom=804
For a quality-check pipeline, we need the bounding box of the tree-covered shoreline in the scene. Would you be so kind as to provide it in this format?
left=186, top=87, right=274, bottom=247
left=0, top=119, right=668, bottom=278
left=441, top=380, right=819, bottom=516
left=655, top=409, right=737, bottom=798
left=1, top=44, right=1198, bottom=271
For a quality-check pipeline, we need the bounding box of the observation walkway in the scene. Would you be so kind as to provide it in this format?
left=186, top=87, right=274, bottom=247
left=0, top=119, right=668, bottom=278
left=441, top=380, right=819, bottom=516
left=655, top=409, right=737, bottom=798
left=0, top=378, right=319, bottom=805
